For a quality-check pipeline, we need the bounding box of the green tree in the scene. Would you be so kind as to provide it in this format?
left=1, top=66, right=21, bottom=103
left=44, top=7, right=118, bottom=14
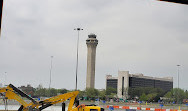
left=60, top=88, right=68, bottom=94
left=35, top=88, right=47, bottom=97
left=164, top=91, right=172, bottom=98
left=185, top=90, right=188, bottom=99
left=78, top=90, right=86, bottom=98
left=128, top=87, right=144, bottom=99
left=128, top=87, right=165, bottom=101
left=99, top=89, right=106, bottom=99
left=34, top=84, right=47, bottom=97
left=164, top=91, right=174, bottom=102
left=172, top=88, right=185, bottom=103
left=147, top=93, right=157, bottom=102
left=106, top=87, right=117, bottom=95
left=49, top=88, right=57, bottom=97
left=140, top=93, right=148, bottom=101
left=85, top=88, right=99, bottom=99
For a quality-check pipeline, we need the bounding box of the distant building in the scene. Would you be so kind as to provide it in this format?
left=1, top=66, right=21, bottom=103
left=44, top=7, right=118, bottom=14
left=106, top=71, right=173, bottom=99
left=106, top=75, right=118, bottom=90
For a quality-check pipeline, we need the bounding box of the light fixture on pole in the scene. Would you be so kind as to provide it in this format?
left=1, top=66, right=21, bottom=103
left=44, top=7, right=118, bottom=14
left=49, top=56, right=53, bottom=89
left=74, top=28, right=83, bottom=90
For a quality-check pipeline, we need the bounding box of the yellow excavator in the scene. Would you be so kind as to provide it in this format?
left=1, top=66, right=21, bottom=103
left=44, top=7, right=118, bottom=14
left=0, top=84, right=104, bottom=111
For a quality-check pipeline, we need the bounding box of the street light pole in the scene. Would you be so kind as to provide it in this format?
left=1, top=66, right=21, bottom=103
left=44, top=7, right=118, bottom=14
left=177, top=65, right=180, bottom=89
left=49, top=56, right=53, bottom=89
left=177, top=64, right=180, bottom=104
left=0, top=0, right=3, bottom=36
left=74, top=28, right=83, bottom=90
left=4, top=72, right=6, bottom=86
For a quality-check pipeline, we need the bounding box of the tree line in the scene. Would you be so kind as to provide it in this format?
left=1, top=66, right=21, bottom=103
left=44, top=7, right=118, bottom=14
left=21, top=84, right=188, bottom=104
left=128, top=87, right=188, bottom=103
left=164, top=88, right=188, bottom=104
left=128, top=87, right=166, bottom=102
left=20, top=84, right=117, bottom=99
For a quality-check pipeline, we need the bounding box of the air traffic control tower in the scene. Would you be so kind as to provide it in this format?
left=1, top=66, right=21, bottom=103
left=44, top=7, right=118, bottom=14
left=86, top=33, right=98, bottom=88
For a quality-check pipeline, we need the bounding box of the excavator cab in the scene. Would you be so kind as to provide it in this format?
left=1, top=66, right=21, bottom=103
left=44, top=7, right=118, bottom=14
left=67, top=104, right=104, bottom=111
left=81, top=106, right=104, bottom=111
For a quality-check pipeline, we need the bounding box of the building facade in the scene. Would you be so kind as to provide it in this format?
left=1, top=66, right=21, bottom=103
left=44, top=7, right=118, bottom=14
left=106, top=71, right=173, bottom=99
left=106, top=75, right=118, bottom=90
left=86, top=34, right=98, bottom=88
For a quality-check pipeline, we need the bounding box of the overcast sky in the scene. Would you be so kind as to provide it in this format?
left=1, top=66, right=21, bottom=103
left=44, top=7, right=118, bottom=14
left=0, top=0, right=188, bottom=90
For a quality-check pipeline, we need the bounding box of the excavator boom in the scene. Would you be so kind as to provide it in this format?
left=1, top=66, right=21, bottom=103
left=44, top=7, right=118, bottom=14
left=39, top=91, right=79, bottom=110
left=0, top=86, right=31, bottom=109
left=0, top=84, right=105, bottom=111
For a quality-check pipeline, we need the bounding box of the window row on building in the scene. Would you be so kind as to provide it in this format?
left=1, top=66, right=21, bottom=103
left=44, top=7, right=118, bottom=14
left=106, top=71, right=173, bottom=98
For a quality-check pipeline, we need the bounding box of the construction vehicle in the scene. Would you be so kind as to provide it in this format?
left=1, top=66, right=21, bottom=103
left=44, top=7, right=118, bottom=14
left=0, top=84, right=104, bottom=111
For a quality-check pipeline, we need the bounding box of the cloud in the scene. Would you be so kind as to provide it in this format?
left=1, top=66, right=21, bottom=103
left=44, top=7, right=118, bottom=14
left=0, top=0, right=187, bottom=90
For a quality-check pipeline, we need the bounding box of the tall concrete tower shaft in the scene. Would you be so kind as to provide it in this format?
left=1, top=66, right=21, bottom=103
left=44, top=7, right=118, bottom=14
left=86, top=34, right=98, bottom=89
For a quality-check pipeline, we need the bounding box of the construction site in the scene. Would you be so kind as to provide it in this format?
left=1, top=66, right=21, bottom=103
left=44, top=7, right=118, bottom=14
left=0, top=0, right=188, bottom=111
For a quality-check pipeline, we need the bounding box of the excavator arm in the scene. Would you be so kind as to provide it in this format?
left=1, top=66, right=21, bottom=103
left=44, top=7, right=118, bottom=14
left=0, top=84, right=41, bottom=111
left=0, top=84, right=104, bottom=111
left=0, top=84, right=80, bottom=111
left=38, top=91, right=79, bottom=111
left=0, top=86, right=30, bottom=110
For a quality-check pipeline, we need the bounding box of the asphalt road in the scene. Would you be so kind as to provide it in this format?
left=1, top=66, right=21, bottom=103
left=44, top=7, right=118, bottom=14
left=0, top=100, right=188, bottom=111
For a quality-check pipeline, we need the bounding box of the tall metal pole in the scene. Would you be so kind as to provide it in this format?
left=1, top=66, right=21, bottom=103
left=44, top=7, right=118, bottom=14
left=0, top=0, right=3, bottom=37
left=4, top=72, right=6, bottom=86
left=49, top=56, right=53, bottom=89
left=177, top=64, right=180, bottom=104
left=74, top=28, right=83, bottom=90
left=177, top=65, right=180, bottom=89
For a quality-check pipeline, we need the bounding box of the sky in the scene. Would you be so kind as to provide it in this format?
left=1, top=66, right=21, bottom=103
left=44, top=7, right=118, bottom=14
left=0, top=0, right=188, bottom=90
